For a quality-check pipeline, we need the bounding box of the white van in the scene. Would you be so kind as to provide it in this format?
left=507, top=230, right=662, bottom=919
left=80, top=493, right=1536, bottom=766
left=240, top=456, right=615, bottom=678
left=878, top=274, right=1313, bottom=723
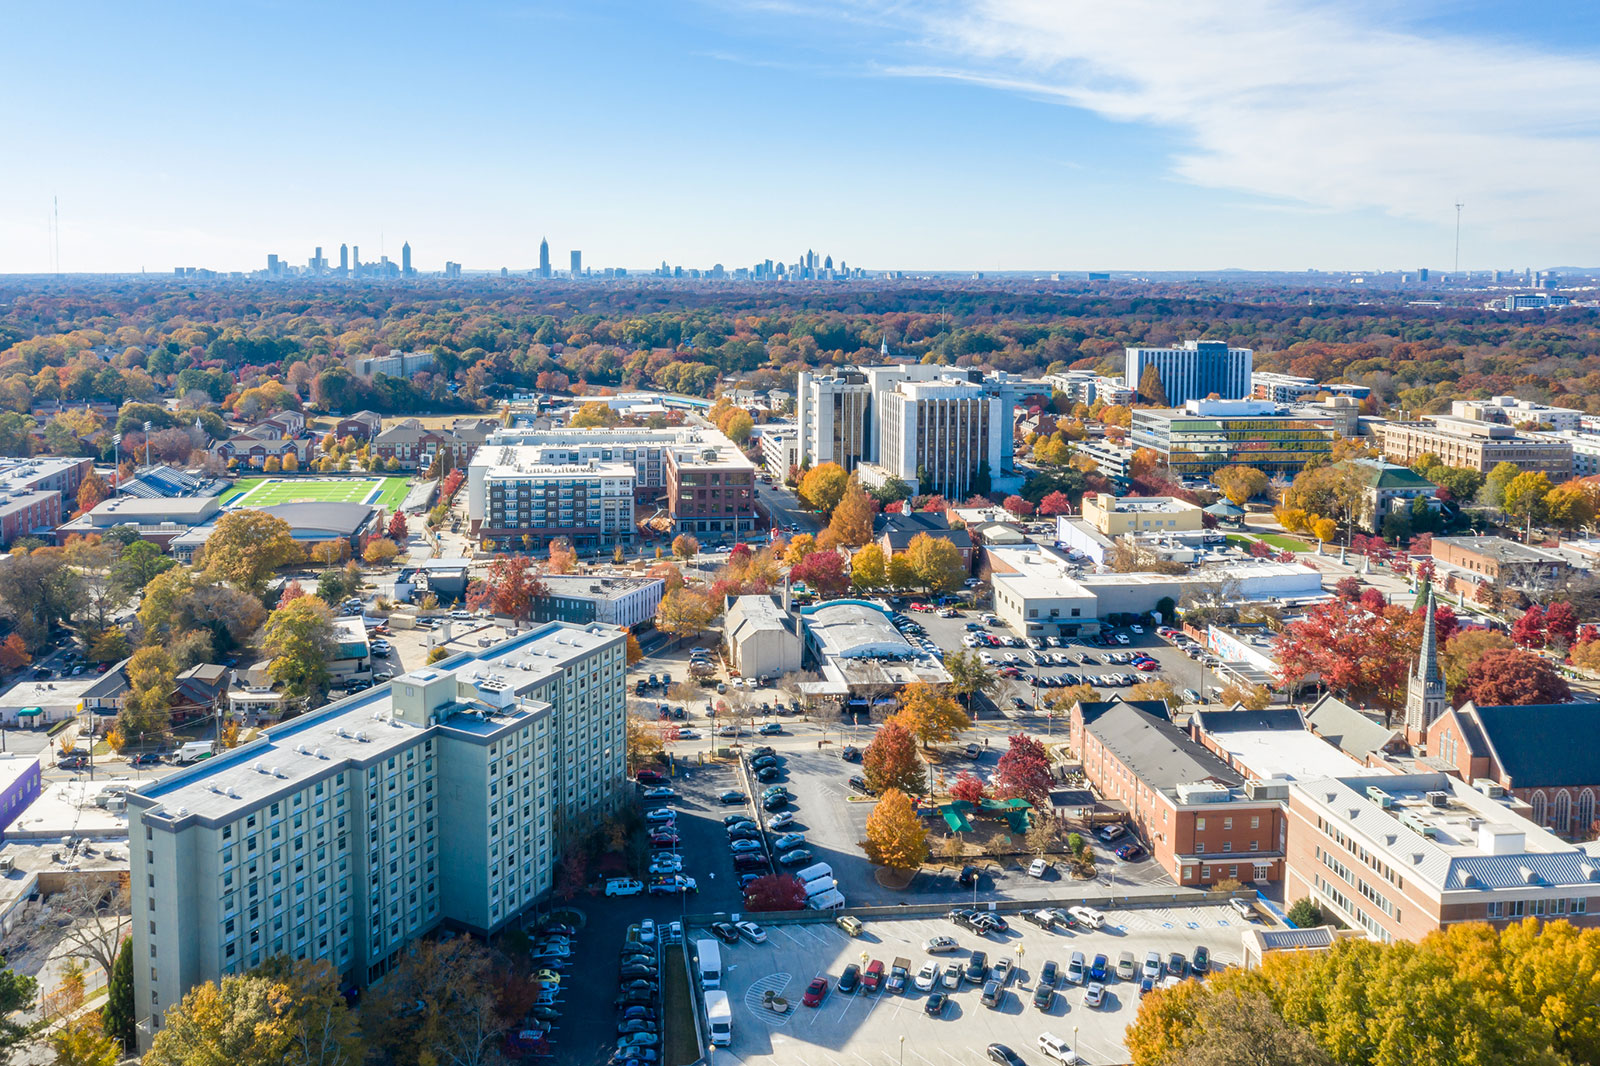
left=173, top=741, right=214, bottom=765
left=605, top=878, right=643, bottom=897
left=1037, top=1032, right=1079, bottom=1064
left=705, top=990, right=732, bottom=1047
left=793, top=861, right=833, bottom=885
left=1068, top=905, right=1106, bottom=929
left=806, top=889, right=846, bottom=911
left=696, top=939, right=723, bottom=989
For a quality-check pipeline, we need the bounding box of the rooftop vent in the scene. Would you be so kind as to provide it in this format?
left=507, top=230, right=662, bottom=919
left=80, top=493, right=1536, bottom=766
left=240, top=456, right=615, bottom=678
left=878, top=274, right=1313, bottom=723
left=270, top=767, right=285, bottom=779
left=227, top=788, right=240, bottom=799
left=355, top=731, right=370, bottom=743
left=313, top=747, right=325, bottom=759
left=1521, top=865, right=1543, bottom=885
left=252, top=761, right=265, bottom=774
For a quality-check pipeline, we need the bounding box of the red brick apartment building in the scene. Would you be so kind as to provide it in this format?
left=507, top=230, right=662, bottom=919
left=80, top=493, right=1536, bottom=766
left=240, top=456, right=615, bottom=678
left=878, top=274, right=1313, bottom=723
left=1070, top=699, right=1286, bottom=887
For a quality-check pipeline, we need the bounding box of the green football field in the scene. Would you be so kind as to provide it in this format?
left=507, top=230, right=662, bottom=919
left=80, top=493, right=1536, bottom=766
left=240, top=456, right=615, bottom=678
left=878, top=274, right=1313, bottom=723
left=224, top=476, right=411, bottom=512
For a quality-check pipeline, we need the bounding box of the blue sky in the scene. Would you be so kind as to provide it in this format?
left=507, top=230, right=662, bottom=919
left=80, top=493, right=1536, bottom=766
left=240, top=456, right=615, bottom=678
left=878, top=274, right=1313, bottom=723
left=4, top=0, right=1599, bottom=274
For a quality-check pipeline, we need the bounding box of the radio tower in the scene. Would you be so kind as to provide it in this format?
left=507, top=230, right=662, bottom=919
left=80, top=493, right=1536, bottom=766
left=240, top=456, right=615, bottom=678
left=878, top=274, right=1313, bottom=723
left=1453, top=201, right=1464, bottom=279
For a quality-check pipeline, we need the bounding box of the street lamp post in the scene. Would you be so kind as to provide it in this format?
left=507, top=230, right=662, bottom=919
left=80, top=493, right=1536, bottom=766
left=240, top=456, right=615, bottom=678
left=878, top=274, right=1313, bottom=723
left=1072, top=1026, right=1078, bottom=1062
left=899, top=1035, right=905, bottom=1066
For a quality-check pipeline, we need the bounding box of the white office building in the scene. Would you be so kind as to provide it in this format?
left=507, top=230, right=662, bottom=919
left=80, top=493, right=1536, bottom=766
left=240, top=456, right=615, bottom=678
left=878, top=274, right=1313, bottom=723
left=1125, top=340, right=1253, bottom=406
left=128, top=622, right=627, bottom=1046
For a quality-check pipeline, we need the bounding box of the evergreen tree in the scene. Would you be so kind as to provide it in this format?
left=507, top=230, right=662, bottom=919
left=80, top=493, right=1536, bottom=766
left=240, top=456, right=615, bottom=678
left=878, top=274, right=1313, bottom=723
left=102, top=939, right=136, bottom=1052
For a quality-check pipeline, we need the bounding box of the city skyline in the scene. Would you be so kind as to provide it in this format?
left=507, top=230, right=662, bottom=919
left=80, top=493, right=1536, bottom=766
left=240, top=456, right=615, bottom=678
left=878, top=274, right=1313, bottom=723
left=4, top=1, right=1600, bottom=274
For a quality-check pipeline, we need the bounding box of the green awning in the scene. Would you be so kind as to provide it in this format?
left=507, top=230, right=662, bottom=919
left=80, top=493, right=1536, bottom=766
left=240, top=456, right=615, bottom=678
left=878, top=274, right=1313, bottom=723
left=15, top=708, right=42, bottom=718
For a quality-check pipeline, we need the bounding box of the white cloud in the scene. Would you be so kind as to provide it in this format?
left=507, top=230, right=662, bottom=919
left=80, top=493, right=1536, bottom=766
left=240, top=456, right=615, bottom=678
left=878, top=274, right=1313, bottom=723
left=831, top=0, right=1600, bottom=253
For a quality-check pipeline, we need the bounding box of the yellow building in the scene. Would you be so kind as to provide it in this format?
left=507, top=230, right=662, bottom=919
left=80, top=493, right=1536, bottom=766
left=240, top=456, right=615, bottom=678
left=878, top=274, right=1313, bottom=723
left=1080, top=492, right=1204, bottom=536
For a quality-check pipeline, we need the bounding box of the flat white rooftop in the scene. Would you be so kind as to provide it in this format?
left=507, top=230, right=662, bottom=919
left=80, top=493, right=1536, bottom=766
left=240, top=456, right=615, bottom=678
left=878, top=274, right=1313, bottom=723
left=988, top=546, right=1093, bottom=599
left=134, top=621, right=622, bottom=826
left=1207, top=727, right=1366, bottom=782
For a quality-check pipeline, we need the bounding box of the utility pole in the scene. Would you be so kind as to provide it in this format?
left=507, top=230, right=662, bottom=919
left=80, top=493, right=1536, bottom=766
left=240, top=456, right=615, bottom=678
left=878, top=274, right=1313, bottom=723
left=1454, top=202, right=1464, bottom=279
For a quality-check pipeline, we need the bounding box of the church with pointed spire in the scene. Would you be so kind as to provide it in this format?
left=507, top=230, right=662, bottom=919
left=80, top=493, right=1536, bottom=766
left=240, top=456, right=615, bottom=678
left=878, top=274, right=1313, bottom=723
left=1404, top=586, right=1448, bottom=746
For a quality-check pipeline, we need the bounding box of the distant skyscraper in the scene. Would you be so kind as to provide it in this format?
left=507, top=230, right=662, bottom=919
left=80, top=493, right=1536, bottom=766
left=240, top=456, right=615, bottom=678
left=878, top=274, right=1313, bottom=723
left=266, top=253, right=280, bottom=276
left=339, top=244, right=349, bottom=275
left=402, top=242, right=413, bottom=276
left=312, top=246, right=323, bottom=275
left=570, top=250, right=581, bottom=277
left=539, top=238, right=551, bottom=279
left=824, top=254, right=833, bottom=270
left=352, top=245, right=361, bottom=275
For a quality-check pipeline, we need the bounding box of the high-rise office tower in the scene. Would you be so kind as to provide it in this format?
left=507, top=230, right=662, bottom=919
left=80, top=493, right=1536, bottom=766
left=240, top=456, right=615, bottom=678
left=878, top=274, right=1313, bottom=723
left=539, top=238, right=551, bottom=279
left=1123, top=340, right=1253, bottom=407
left=570, top=250, right=581, bottom=277
left=824, top=254, right=833, bottom=271
left=312, top=247, right=324, bottom=274
left=402, top=242, right=412, bottom=276
left=266, top=254, right=280, bottom=276
left=339, top=244, right=349, bottom=275
left=352, top=246, right=361, bottom=275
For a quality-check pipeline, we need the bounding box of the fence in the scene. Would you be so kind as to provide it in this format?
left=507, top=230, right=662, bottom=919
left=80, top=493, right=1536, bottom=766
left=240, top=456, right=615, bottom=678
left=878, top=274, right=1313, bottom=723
left=680, top=887, right=1252, bottom=928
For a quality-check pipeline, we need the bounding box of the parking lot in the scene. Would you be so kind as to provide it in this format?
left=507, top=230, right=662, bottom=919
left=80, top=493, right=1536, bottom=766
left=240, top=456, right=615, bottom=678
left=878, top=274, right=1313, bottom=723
left=902, top=608, right=1234, bottom=716
left=743, top=745, right=1176, bottom=908
left=704, top=902, right=1249, bottom=1066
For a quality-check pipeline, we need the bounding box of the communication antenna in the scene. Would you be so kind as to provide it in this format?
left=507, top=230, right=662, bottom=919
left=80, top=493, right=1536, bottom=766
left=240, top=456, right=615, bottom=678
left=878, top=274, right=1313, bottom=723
left=1453, top=201, right=1464, bottom=279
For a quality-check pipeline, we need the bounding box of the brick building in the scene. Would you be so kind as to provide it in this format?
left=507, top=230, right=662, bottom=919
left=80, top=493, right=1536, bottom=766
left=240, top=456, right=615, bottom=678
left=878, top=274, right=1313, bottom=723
left=1070, top=699, right=1286, bottom=887
left=1285, top=773, right=1600, bottom=944
left=1425, top=701, right=1600, bottom=839
left=0, top=490, right=61, bottom=547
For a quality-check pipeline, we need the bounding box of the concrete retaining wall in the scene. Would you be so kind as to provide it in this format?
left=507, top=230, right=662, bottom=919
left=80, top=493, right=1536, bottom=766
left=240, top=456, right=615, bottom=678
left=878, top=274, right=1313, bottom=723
left=682, top=888, right=1250, bottom=927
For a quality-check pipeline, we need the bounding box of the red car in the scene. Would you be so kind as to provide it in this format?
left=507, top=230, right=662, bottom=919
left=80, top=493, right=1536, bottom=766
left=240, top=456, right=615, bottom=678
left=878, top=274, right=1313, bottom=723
left=802, top=978, right=829, bottom=1007
left=637, top=770, right=666, bottom=785
left=1135, top=661, right=1160, bottom=671
left=862, top=959, right=885, bottom=993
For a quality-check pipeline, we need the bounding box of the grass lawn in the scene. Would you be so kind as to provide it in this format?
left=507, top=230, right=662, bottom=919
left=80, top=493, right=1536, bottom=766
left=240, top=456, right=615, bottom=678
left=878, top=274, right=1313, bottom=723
left=660, top=943, right=700, bottom=1066
left=1255, top=532, right=1313, bottom=552
left=223, top=475, right=411, bottom=512
left=1225, top=534, right=1254, bottom=548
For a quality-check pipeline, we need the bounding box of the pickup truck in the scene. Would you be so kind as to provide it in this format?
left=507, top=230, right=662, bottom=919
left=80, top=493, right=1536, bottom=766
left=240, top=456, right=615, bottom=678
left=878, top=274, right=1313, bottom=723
left=885, top=957, right=911, bottom=995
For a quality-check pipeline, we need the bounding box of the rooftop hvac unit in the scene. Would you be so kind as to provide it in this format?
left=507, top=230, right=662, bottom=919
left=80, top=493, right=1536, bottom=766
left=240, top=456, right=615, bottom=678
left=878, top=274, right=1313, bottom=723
left=1473, top=779, right=1506, bottom=798
left=1426, top=790, right=1450, bottom=808
left=1366, top=786, right=1395, bottom=808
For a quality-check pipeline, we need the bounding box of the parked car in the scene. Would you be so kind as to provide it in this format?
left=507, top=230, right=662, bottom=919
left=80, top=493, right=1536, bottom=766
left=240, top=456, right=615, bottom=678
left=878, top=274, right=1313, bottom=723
left=735, top=921, right=767, bottom=944
left=838, top=964, right=861, bottom=994
left=924, top=936, right=960, bottom=954
left=802, top=978, right=829, bottom=1007
left=1192, top=945, right=1210, bottom=974
left=778, top=848, right=813, bottom=865
left=767, top=811, right=796, bottom=829
left=717, top=790, right=746, bottom=805
left=964, top=951, right=988, bottom=984
left=729, top=839, right=762, bottom=854
left=709, top=923, right=740, bottom=944
left=1084, top=982, right=1107, bottom=1008
left=1115, top=842, right=1145, bottom=861
left=840, top=745, right=862, bottom=762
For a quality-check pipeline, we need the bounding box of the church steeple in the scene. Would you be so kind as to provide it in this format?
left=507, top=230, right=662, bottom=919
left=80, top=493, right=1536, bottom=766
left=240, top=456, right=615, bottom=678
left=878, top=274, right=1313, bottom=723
left=1404, top=587, right=1447, bottom=744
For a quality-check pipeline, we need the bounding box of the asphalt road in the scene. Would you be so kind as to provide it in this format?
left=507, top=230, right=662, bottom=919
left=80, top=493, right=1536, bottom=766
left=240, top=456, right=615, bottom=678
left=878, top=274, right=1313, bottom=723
left=756, top=480, right=823, bottom=536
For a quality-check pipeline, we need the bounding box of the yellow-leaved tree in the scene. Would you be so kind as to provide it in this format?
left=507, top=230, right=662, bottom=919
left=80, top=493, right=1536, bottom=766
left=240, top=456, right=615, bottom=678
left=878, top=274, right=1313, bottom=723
left=863, top=788, right=928, bottom=870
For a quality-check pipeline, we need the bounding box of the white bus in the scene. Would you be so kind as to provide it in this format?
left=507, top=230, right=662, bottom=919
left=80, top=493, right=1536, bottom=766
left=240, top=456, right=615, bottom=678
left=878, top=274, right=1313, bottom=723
left=696, top=938, right=723, bottom=989
left=705, top=990, right=732, bottom=1047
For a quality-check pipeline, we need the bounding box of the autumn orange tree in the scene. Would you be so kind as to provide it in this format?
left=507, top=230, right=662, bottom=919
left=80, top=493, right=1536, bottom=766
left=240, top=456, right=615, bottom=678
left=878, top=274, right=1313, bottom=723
left=887, top=683, right=970, bottom=751
left=862, top=720, right=926, bottom=796
left=799, top=462, right=849, bottom=515
left=827, top=475, right=876, bottom=547
left=863, top=788, right=928, bottom=871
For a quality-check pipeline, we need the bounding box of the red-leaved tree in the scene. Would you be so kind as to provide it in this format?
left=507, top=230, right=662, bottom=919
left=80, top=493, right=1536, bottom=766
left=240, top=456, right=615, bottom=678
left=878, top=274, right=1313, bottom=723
left=387, top=511, right=408, bottom=539
left=950, top=772, right=987, bottom=805
left=465, top=555, right=549, bottom=621
left=790, top=550, right=849, bottom=598
left=1037, top=491, right=1073, bottom=516
left=1544, top=601, right=1579, bottom=648
left=1334, top=576, right=1363, bottom=601
left=1511, top=605, right=1546, bottom=648
left=1276, top=598, right=1422, bottom=724
left=862, top=721, right=926, bottom=796
left=1460, top=649, right=1571, bottom=707
left=743, top=874, right=808, bottom=912
left=1003, top=495, right=1035, bottom=518
left=992, top=733, right=1053, bottom=809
